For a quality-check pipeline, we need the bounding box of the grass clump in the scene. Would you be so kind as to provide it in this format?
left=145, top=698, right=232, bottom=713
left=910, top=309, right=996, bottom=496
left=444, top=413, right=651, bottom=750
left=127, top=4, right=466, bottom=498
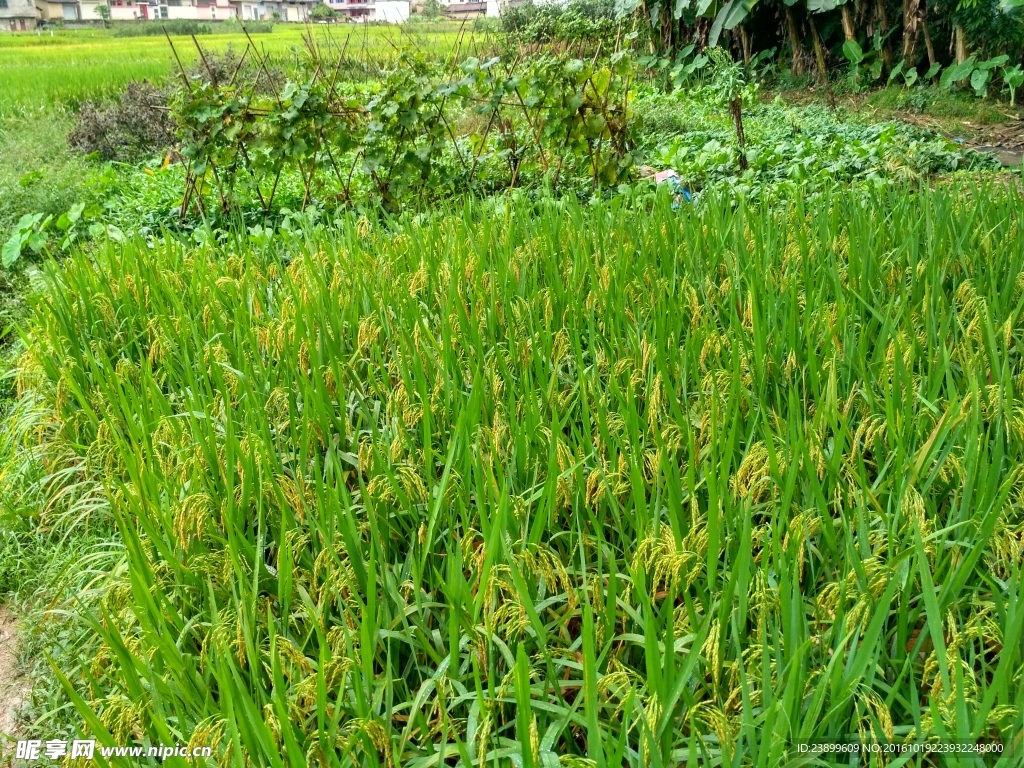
left=0, top=110, right=109, bottom=233
left=0, top=382, right=117, bottom=757
left=9, top=183, right=1024, bottom=763
left=862, top=85, right=1012, bottom=124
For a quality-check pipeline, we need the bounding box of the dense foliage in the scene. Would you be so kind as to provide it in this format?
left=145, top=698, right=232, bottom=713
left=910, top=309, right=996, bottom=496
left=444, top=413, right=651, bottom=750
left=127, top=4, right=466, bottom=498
left=502, top=0, right=620, bottom=49
left=3, top=20, right=1024, bottom=768
left=168, top=47, right=637, bottom=215
left=110, top=19, right=275, bottom=37
left=68, top=81, right=175, bottom=162
left=11, top=185, right=1024, bottom=764
left=56, top=41, right=984, bottom=230
left=604, top=0, right=1024, bottom=100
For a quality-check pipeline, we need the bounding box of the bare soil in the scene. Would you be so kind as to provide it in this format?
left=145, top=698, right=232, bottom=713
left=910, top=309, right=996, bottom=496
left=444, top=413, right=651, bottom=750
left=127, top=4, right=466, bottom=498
left=0, top=607, right=26, bottom=748
left=893, top=112, right=1024, bottom=166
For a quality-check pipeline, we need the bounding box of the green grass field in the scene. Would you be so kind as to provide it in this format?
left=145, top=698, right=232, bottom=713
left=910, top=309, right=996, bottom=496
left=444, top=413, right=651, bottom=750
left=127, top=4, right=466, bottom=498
left=0, top=23, right=470, bottom=111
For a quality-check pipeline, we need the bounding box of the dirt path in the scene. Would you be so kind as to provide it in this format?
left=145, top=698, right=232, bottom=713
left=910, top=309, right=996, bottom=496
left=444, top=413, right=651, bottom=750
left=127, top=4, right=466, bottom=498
left=897, top=113, right=1024, bottom=166
left=0, top=607, right=26, bottom=745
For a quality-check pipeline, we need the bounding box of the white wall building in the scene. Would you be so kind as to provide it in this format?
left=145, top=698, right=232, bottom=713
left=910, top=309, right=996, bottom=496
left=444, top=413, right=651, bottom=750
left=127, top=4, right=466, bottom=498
left=3, top=0, right=424, bottom=25
left=326, top=0, right=408, bottom=22
left=436, top=0, right=518, bottom=19
left=35, top=0, right=82, bottom=21
left=1, top=0, right=40, bottom=28
left=78, top=0, right=241, bottom=20
left=374, top=0, right=407, bottom=21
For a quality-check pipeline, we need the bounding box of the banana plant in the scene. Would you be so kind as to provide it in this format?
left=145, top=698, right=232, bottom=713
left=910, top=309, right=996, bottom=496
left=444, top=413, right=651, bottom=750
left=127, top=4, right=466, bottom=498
left=940, top=55, right=1010, bottom=97
left=706, top=0, right=758, bottom=47
left=636, top=43, right=711, bottom=89
left=840, top=31, right=897, bottom=88
left=1004, top=64, right=1024, bottom=105
left=615, top=0, right=758, bottom=52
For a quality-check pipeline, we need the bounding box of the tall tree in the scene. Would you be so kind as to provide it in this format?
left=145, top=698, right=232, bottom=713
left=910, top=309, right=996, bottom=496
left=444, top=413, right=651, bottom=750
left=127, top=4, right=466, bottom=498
left=875, top=0, right=894, bottom=71
left=784, top=1, right=807, bottom=74
left=841, top=4, right=857, bottom=39
left=902, top=0, right=924, bottom=63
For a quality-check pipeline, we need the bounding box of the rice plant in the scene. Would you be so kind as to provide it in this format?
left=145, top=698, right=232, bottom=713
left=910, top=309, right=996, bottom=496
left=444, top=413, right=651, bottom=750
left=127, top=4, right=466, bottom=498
left=13, top=184, right=1024, bottom=765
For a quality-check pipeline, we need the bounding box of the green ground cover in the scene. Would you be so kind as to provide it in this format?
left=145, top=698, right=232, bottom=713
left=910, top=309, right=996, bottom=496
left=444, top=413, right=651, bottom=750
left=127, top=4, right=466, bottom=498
left=636, top=94, right=999, bottom=197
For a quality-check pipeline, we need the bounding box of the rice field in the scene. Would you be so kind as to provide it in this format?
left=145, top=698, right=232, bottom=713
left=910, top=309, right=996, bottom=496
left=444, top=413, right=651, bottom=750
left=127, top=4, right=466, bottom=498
left=0, top=23, right=468, bottom=111
left=12, top=185, right=1024, bottom=764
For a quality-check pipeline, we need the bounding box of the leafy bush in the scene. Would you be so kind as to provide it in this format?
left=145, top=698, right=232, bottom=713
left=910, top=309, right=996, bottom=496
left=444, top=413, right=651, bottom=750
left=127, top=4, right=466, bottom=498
left=501, top=0, right=619, bottom=48
left=308, top=2, right=337, bottom=22
left=68, top=81, right=175, bottom=162
left=66, top=47, right=260, bottom=165
left=109, top=19, right=273, bottom=36
left=168, top=50, right=638, bottom=216
left=111, top=20, right=213, bottom=37
left=945, top=0, right=1024, bottom=58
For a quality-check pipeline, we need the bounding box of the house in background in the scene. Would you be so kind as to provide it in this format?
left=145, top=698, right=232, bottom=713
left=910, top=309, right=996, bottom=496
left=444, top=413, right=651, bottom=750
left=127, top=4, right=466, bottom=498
left=0, top=0, right=38, bottom=28
left=236, top=0, right=263, bottom=19
left=326, top=0, right=408, bottom=22
left=0, top=0, right=438, bottom=27
left=102, top=0, right=267, bottom=21
left=374, top=0, right=408, bottom=21
left=102, top=0, right=140, bottom=20
left=260, top=0, right=314, bottom=21
left=442, top=0, right=485, bottom=19
left=438, top=0, right=507, bottom=19
left=167, top=0, right=236, bottom=21
left=35, top=0, right=82, bottom=20
left=327, top=0, right=371, bottom=21
left=231, top=0, right=315, bottom=21
left=78, top=0, right=103, bottom=18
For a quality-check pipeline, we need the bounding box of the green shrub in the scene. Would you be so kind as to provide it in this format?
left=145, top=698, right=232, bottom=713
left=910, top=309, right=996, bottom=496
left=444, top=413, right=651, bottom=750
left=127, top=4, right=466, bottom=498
left=109, top=19, right=273, bottom=36
left=501, top=0, right=618, bottom=48
left=111, top=20, right=214, bottom=37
